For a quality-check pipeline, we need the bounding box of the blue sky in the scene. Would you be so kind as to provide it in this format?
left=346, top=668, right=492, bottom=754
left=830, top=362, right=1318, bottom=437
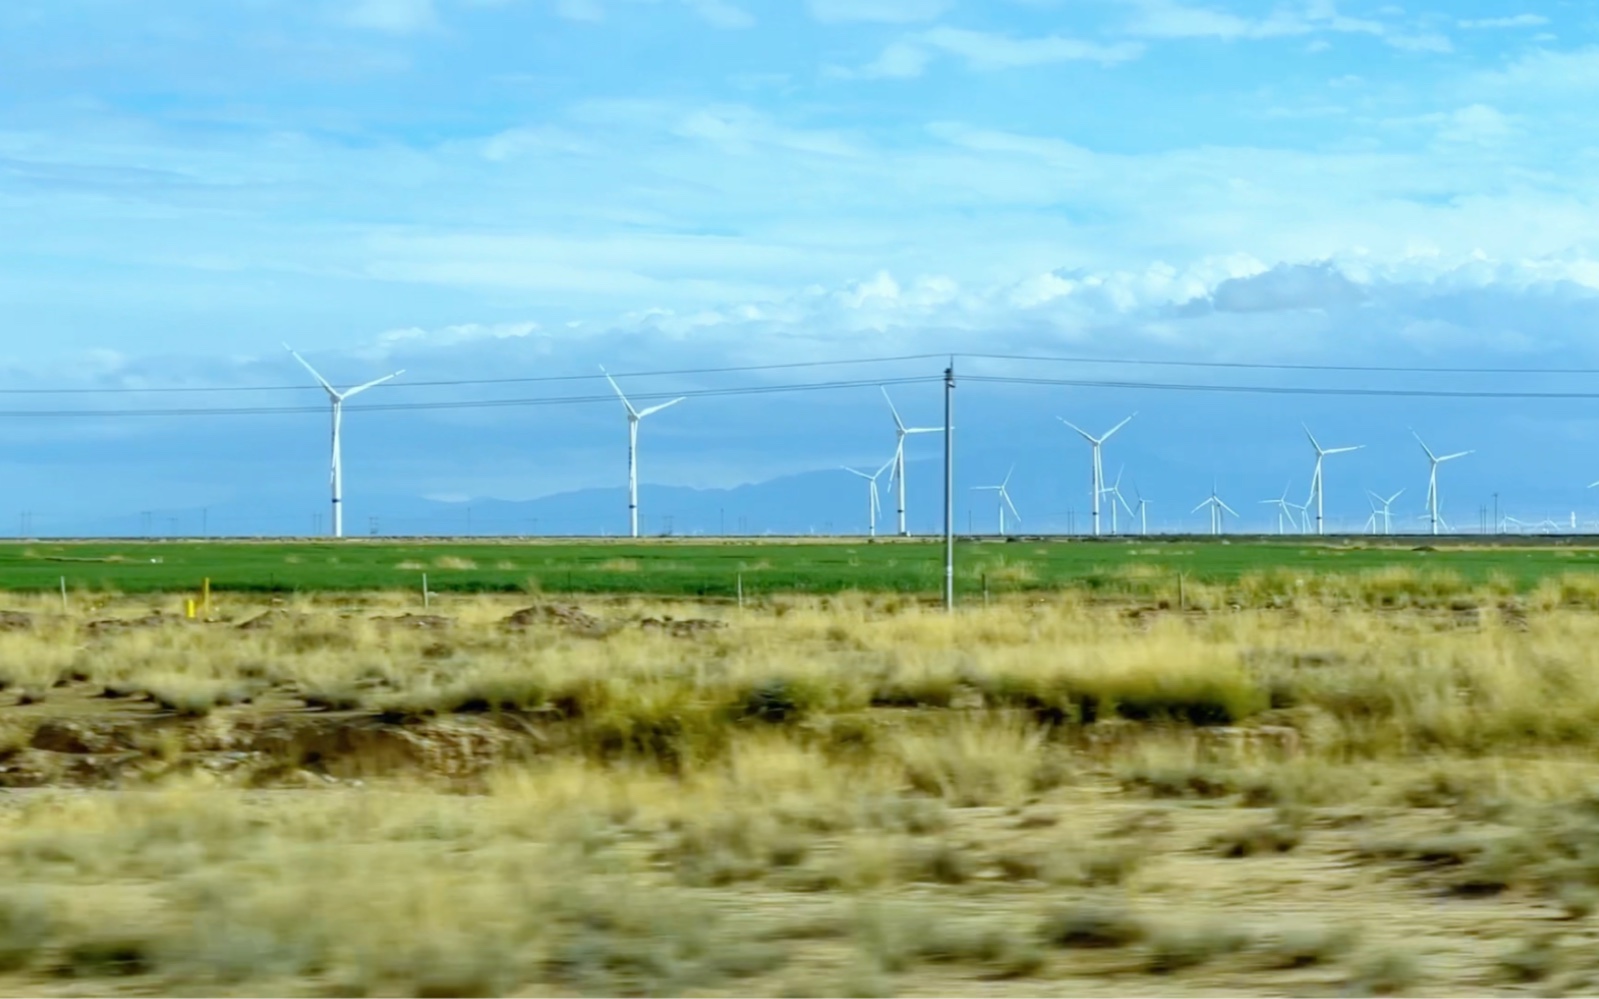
left=4, top=0, right=1599, bottom=535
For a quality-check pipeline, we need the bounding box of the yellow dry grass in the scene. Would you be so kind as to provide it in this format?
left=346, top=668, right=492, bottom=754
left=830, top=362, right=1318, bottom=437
left=0, top=588, right=1591, bottom=994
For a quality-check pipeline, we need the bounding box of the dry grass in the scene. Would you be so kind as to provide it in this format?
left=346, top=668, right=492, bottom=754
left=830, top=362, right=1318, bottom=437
left=0, top=587, right=1590, bottom=993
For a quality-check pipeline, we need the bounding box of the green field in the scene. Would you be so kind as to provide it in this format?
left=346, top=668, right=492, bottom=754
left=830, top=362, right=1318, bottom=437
left=5, top=537, right=1599, bottom=597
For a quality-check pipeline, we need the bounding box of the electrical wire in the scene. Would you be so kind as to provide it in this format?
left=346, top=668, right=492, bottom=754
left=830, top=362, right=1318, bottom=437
left=962, top=352, right=1599, bottom=376
left=964, top=374, right=1599, bottom=400
left=0, top=353, right=950, bottom=395
left=0, top=375, right=941, bottom=419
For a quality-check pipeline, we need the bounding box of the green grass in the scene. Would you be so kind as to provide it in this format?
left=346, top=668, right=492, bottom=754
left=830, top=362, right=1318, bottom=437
left=3, top=537, right=1599, bottom=596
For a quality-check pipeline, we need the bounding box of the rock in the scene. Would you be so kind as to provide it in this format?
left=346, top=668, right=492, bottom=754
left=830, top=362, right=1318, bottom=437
left=0, top=611, right=31, bottom=632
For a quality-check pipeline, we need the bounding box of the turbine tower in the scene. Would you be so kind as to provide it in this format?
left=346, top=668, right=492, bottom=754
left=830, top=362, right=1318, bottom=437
left=1304, top=425, right=1364, bottom=536
left=972, top=465, right=1022, bottom=536
left=844, top=456, right=894, bottom=538
left=881, top=387, right=941, bottom=537
left=1061, top=413, right=1135, bottom=537
left=602, top=366, right=684, bottom=539
left=1193, top=483, right=1237, bottom=536
left=1413, top=430, right=1472, bottom=536
left=285, top=345, right=403, bottom=539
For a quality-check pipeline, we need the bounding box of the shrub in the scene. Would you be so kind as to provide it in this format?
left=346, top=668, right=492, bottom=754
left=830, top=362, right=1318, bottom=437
left=1038, top=902, right=1145, bottom=949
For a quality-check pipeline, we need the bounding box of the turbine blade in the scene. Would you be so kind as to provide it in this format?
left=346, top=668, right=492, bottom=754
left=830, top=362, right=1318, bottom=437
left=1101, top=413, right=1136, bottom=441
left=1003, top=490, right=1021, bottom=521
left=1411, top=428, right=1437, bottom=462
left=1060, top=418, right=1097, bottom=444
left=1191, top=499, right=1210, bottom=514
left=600, top=365, right=638, bottom=418
left=1303, top=424, right=1322, bottom=454
left=881, top=386, right=907, bottom=434
left=636, top=397, right=684, bottom=419
left=1438, top=450, right=1472, bottom=462
left=1325, top=445, right=1363, bottom=455
left=844, top=467, right=870, bottom=479
left=341, top=370, right=404, bottom=398
left=1218, top=498, right=1239, bottom=517
left=285, top=345, right=337, bottom=397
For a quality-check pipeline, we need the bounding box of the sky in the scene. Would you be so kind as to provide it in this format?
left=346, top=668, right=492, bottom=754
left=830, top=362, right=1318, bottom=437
left=4, top=0, right=1599, bottom=536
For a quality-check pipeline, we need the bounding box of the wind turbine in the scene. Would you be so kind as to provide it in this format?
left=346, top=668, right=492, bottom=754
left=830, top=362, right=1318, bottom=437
left=1061, top=413, right=1136, bottom=537
left=602, top=366, right=684, bottom=539
left=881, top=387, right=941, bottom=537
left=972, top=465, right=1022, bottom=536
left=1132, top=483, right=1151, bottom=537
left=1261, top=483, right=1295, bottom=535
left=284, top=345, right=403, bottom=539
left=844, top=456, right=895, bottom=538
left=1413, top=430, right=1472, bottom=536
left=1304, top=425, right=1364, bottom=536
left=1368, top=489, right=1404, bottom=536
left=1193, top=483, right=1238, bottom=536
left=1102, top=465, right=1134, bottom=535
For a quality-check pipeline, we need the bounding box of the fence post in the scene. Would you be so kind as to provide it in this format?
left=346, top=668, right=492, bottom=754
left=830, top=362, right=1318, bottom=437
left=1178, top=572, right=1186, bottom=612
left=59, top=576, right=67, bottom=614
left=736, top=573, right=744, bottom=610
left=423, top=573, right=430, bottom=609
left=982, top=573, right=989, bottom=609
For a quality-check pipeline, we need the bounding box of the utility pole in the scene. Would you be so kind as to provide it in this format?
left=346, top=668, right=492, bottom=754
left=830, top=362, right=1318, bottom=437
left=943, top=359, right=955, bottom=613
left=1492, top=493, right=1499, bottom=535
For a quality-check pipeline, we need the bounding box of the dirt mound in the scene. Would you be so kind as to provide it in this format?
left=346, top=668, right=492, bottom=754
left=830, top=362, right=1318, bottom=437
left=0, top=611, right=31, bottom=632
left=85, top=611, right=170, bottom=636
left=639, top=615, right=727, bottom=637
left=502, top=604, right=606, bottom=635
left=237, top=609, right=308, bottom=631
left=372, top=613, right=453, bottom=631
left=0, top=711, right=536, bottom=789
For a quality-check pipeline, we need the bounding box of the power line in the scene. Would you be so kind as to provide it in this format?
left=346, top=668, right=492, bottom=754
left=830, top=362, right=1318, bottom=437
left=966, top=374, right=1599, bottom=400
left=0, top=374, right=941, bottom=419
left=963, top=352, right=1599, bottom=376
left=0, top=353, right=949, bottom=395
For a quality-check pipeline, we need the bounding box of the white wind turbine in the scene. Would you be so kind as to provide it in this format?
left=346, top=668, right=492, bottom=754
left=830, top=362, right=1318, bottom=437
left=284, top=345, right=403, bottom=539
left=1061, top=413, right=1135, bottom=537
left=1193, top=483, right=1238, bottom=536
left=1368, top=489, right=1404, bottom=536
left=1132, top=484, right=1151, bottom=537
left=972, top=465, right=1022, bottom=536
left=1261, top=483, right=1296, bottom=535
left=1413, top=430, right=1472, bottom=536
left=881, top=387, right=941, bottom=537
left=844, top=456, right=895, bottom=538
left=1102, top=465, right=1134, bottom=535
left=602, top=366, right=684, bottom=539
left=1304, top=424, right=1364, bottom=536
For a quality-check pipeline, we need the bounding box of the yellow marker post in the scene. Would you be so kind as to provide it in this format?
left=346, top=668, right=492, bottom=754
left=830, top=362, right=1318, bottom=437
left=202, top=578, right=212, bottom=619
left=185, top=599, right=197, bottom=620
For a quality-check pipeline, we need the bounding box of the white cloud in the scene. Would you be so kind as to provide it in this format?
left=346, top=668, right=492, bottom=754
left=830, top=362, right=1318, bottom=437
left=1435, top=104, right=1515, bottom=145
left=846, top=26, right=1143, bottom=77
left=1458, top=14, right=1550, bottom=30
left=343, top=0, right=437, bottom=32
left=1121, top=0, right=1450, bottom=53
left=807, top=0, right=951, bottom=23
left=682, top=0, right=754, bottom=29
left=552, top=0, right=606, bottom=19
left=1479, top=46, right=1599, bottom=95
